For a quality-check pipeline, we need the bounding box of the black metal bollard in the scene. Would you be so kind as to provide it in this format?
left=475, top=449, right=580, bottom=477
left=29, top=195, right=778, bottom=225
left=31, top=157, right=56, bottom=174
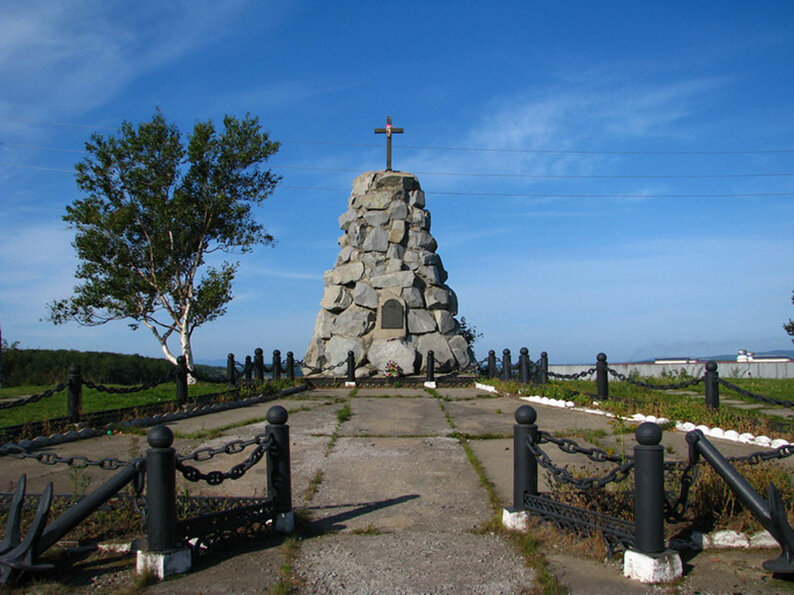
left=596, top=352, right=609, bottom=400
left=226, top=353, right=236, bottom=386
left=244, top=356, right=253, bottom=380
left=254, top=348, right=265, bottom=381
left=704, top=361, right=719, bottom=409
left=426, top=351, right=435, bottom=383
left=266, top=406, right=292, bottom=513
left=539, top=351, right=549, bottom=384
left=145, top=425, right=178, bottom=552
left=519, top=347, right=530, bottom=384
left=513, top=405, right=538, bottom=509
left=272, top=350, right=282, bottom=381
left=502, top=349, right=512, bottom=381
left=487, top=350, right=497, bottom=379
left=346, top=351, right=355, bottom=382
left=633, top=422, right=665, bottom=554
left=286, top=352, right=295, bottom=381
left=68, top=365, right=82, bottom=423
left=175, top=356, right=188, bottom=406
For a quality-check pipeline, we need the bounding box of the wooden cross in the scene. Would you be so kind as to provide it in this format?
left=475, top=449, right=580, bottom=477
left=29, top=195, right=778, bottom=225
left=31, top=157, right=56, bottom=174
left=374, top=116, right=404, bottom=171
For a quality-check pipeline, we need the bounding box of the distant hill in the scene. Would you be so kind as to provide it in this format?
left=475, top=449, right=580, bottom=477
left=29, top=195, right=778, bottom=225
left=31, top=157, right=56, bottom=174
left=0, top=348, right=221, bottom=387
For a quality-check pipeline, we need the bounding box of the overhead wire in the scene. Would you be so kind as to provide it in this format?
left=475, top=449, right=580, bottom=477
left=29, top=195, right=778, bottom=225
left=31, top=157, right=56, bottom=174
left=0, top=114, right=792, bottom=154
left=3, top=142, right=794, bottom=180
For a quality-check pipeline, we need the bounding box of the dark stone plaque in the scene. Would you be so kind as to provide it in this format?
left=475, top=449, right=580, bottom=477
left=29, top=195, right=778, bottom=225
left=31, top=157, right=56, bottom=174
left=381, top=299, right=404, bottom=329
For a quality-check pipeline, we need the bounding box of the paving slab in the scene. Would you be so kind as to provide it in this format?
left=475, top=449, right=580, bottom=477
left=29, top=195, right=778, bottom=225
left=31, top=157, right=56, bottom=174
left=306, top=436, right=488, bottom=533
left=434, top=387, right=492, bottom=401
left=294, top=532, right=536, bottom=595
left=444, top=397, right=523, bottom=436
left=351, top=387, right=428, bottom=398
left=340, top=397, right=451, bottom=437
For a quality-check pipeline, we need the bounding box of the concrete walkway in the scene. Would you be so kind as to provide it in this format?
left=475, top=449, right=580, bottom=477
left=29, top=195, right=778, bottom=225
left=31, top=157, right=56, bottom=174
left=1, top=385, right=792, bottom=593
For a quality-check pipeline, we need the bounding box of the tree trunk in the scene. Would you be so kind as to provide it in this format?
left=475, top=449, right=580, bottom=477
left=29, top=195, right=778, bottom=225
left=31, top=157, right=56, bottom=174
left=180, top=328, right=197, bottom=385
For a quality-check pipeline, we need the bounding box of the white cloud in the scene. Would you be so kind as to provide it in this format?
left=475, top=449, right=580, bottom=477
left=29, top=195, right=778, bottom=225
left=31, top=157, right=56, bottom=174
left=0, top=0, right=255, bottom=122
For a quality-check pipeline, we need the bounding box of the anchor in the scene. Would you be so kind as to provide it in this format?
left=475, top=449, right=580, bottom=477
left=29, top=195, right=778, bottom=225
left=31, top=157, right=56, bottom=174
left=0, top=460, right=145, bottom=585
left=0, top=475, right=55, bottom=585
left=687, top=430, right=794, bottom=574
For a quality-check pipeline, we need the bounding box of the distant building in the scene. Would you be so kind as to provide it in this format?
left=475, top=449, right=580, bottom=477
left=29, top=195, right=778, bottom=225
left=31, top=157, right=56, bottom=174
left=653, top=357, right=700, bottom=364
left=737, top=349, right=791, bottom=363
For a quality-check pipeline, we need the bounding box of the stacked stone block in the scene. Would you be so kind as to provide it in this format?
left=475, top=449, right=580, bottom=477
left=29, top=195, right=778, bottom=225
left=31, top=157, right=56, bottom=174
left=303, top=170, right=472, bottom=377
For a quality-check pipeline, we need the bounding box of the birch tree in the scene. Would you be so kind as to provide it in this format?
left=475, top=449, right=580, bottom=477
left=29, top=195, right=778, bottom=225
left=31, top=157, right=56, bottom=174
left=48, top=110, right=280, bottom=371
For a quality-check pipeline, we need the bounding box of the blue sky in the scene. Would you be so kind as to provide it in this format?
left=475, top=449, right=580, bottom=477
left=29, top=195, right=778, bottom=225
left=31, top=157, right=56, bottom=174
left=1, top=1, right=793, bottom=365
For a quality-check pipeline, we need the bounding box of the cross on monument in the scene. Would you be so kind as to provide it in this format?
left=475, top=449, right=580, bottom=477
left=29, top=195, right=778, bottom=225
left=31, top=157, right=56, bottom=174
left=374, top=116, right=404, bottom=171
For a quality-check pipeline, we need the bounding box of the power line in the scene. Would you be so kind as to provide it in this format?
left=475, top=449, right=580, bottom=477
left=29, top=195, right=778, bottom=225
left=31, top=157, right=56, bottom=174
left=5, top=144, right=794, bottom=179
left=1, top=141, right=85, bottom=154
left=1, top=115, right=792, bottom=155
left=278, top=165, right=794, bottom=180
left=5, top=165, right=791, bottom=199
left=281, top=139, right=794, bottom=156
left=281, top=185, right=794, bottom=200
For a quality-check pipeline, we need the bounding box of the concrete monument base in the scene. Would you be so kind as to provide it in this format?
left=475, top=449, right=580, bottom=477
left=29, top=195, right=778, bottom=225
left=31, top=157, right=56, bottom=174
left=136, top=546, right=192, bottom=580
left=501, top=508, right=530, bottom=532
left=275, top=511, right=295, bottom=533
left=623, top=548, right=682, bottom=583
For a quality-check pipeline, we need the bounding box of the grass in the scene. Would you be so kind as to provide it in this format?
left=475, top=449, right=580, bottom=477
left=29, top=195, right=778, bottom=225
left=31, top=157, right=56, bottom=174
left=351, top=524, right=382, bottom=535
left=270, top=536, right=302, bottom=595
left=304, top=469, right=324, bottom=501
left=335, top=403, right=352, bottom=423
left=0, top=382, right=225, bottom=428
left=481, top=377, right=794, bottom=438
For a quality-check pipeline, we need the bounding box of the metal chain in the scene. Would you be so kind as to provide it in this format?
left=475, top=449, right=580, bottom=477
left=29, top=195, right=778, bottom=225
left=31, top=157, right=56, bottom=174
left=130, top=459, right=148, bottom=526
left=547, top=367, right=597, bottom=380
left=84, top=372, right=173, bottom=394
left=717, top=378, right=794, bottom=409
left=726, top=442, right=794, bottom=465
left=0, top=443, right=129, bottom=470
left=663, top=460, right=699, bottom=522
left=187, top=367, right=229, bottom=384
left=539, top=432, right=630, bottom=465
left=607, top=368, right=705, bottom=391
left=529, top=433, right=634, bottom=490
left=176, top=434, right=274, bottom=485
left=0, top=382, right=69, bottom=410
left=295, top=358, right=348, bottom=374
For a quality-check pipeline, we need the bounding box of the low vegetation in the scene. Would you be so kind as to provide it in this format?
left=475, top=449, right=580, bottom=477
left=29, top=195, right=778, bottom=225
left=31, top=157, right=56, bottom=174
left=480, top=377, right=794, bottom=437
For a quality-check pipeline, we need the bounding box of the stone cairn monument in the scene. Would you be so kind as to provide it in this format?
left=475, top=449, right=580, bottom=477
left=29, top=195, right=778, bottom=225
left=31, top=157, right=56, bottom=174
left=302, top=167, right=473, bottom=377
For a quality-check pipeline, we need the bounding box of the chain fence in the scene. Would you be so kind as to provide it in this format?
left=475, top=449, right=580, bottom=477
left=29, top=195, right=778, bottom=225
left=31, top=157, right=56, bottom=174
left=83, top=373, right=174, bottom=394
left=0, top=442, right=130, bottom=470
left=296, top=358, right=348, bottom=375
left=717, top=378, right=794, bottom=409
left=187, top=367, right=229, bottom=384
left=547, top=367, right=596, bottom=380
left=175, top=432, right=275, bottom=485
left=0, top=382, right=69, bottom=410
left=607, top=368, right=705, bottom=391
left=529, top=432, right=635, bottom=490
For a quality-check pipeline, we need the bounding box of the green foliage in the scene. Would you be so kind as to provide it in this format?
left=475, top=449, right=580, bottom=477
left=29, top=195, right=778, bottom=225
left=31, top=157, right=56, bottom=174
left=458, top=316, right=482, bottom=347
left=0, top=347, right=182, bottom=387
left=336, top=403, right=352, bottom=423
left=482, top=377, right=794, bottom=437
left=47, top=110, right=280, bottom=367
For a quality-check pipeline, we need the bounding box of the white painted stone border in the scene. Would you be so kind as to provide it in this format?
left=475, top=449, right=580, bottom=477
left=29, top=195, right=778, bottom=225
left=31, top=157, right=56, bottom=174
left=472, top=385, right=792, bottom=448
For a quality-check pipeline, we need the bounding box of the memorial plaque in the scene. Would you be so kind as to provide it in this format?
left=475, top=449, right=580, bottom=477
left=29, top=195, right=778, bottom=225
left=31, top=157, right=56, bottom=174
left=381, top=299, right=404, bottom=329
